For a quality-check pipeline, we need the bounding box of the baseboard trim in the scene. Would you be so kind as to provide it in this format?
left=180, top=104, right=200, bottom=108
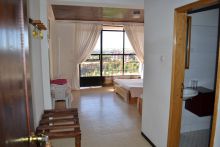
left=141, top=132, right=156, bottom=147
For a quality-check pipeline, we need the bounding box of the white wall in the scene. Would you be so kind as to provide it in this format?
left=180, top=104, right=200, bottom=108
left=29, top=0, right=44, bottom=128
left=49, top=0, right=144, bottom=9
left=181, top=9, right=219, bottom=133
left=28, top=0, right=52, bottom=128
left=142, top=0, right=196, bottom=146
left=40, top=0, right=52, bottom=110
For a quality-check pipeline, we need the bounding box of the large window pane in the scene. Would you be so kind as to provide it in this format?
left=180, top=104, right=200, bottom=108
left=80, top=55, right=100, bottom=77
left=80, top=29, right=141, bottom=78
left=124, top=55, right=140, bottom=75
left=102, top=55, right=123, bottom=76
left=124, top=33, right=135, bottom=54
left=102, top=31, right=123, bottom=54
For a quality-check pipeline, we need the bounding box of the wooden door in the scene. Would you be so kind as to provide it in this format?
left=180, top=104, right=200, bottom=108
left=0, top=0, right=35, bottom=146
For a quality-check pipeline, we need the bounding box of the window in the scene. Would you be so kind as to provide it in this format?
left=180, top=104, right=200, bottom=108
left=102, top=31, right=123, bottom=54
left=80, top=55, right=101, bottom=77
left=102, top=55, right=123, bottom=76
left=80, top=26, right=140, bottom=77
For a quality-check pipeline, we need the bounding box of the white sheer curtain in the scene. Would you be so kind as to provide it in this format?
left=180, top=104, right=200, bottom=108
left=124, top=24, right=144, bottom=63
left=51, top=22, right=101, bottom=90
left=72, top=23, right=102, bottom=90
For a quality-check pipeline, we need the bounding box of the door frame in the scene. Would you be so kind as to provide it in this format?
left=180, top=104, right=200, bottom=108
left=167, top=1, right=220, bottom=147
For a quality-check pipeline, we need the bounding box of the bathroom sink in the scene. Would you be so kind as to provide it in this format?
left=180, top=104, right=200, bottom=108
left=182, top=88, right=198, bottom=100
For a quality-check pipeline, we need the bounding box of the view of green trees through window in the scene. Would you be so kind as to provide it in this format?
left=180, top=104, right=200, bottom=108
left=80, top=28, right=140, bottom=77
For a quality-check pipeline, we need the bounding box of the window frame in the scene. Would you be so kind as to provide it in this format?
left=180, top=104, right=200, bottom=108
left=80, top=28, right=138, bottom=77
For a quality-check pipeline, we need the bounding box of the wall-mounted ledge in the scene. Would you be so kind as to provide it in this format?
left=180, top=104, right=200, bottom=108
left=29, top=18, right=47, bottom=30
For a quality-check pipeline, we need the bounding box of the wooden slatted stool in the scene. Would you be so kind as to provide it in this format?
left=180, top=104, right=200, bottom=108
left=36, top=108, right=81, bottom=147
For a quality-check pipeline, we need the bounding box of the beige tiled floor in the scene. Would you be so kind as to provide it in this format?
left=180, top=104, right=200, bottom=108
left=52, top=87, right=151, bottom=147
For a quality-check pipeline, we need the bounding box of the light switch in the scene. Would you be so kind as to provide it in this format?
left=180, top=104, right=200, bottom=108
left=160, top=56, right=165, bottom=62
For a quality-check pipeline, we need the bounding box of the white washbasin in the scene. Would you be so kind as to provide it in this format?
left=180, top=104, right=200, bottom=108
left=182, top=88, right=198, bottom=100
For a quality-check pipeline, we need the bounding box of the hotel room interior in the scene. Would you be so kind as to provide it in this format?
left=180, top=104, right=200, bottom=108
left=1, top=0, right=220, bottom=147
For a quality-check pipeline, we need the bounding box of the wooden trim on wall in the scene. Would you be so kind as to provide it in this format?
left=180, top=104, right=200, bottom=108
left=167, top=12, right=187, bottom=147
left=175, top=0, right=219, bottom=13
left=210, top=8, right=220, bottom=147
left=185, top=16, right=192, bottom=69
left=168, top=1, right=220, bottom=147
left=210, top=53, right=220, bottom=146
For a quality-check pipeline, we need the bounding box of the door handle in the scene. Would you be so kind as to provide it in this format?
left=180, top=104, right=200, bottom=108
left=5, top=132, right=51, bottom=146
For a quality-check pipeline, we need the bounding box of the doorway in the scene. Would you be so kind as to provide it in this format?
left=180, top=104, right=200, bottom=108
left=180, top=8, right=219, bottom=147
left=167, top=1, right=220, bottom=147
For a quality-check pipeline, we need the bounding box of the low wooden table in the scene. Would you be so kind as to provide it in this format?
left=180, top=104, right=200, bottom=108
left=36, top=108, right=81, bottom=147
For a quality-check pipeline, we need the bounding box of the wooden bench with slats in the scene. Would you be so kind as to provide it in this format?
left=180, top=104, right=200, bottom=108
left=36, top=108, right=81, bottom=147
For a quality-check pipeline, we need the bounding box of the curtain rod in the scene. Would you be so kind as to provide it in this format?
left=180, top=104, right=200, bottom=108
left=55, top=20, right=144, bottom=26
